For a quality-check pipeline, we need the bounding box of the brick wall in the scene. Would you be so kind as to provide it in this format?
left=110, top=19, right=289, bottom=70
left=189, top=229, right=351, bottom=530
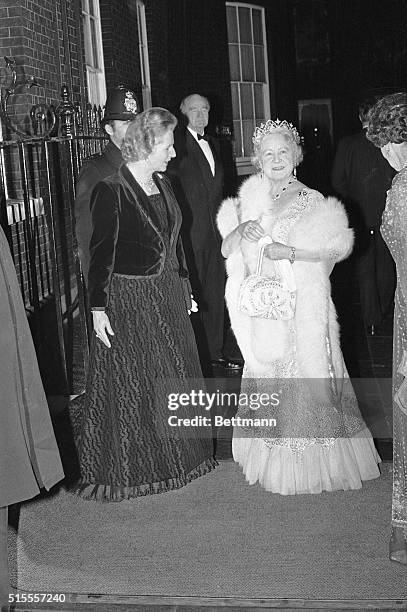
left=0, top=0, right=82, bottom=135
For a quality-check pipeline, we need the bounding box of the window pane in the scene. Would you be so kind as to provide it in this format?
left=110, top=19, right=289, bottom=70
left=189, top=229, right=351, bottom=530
left=82, top=16, right=92, bottom=65
left=82, top=0, right=106, bottom=106
left=252, top=9, right=263, bottom=44
left=231, top=82, right=241, bottom=120
left=87, top=67, right=98, bottom=103
left=242, top=120, right=255, bottom=157
left=228, top=44, right=241, bottom=81
left=254, top=84, right=265, bottom=122
left=240, top=83, right=253, bottom=120
left=226, top=5, right=269, bottom=161
left=241, top=45, right=254, bottom=81
left=226, top=5, right=238, bottom=43
left=90, top=19, right=99, bottom=68
left=233, top=120, right=243, bottom=158
left=238, top=7, right=251, bottom=44
left=254, top=46, right=265, bottom=82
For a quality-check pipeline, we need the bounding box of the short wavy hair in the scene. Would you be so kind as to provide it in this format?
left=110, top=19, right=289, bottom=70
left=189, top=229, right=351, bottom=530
left=366, top=92, right=407, bottom=147
left=251, top=129, right=303, bottom=171
left=180, top=93, right=210, bottom=114
left=121, top=107, right=177, bottom=162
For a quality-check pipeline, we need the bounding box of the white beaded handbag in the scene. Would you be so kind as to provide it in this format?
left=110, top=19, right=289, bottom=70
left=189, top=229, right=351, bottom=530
left=238, top=235, right=296, bottom=320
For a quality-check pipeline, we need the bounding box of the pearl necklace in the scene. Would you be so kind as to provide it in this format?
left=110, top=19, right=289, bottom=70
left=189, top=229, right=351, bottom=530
left=138, top=174, right=157, bottom=195
left=271, top=178, right=294, bottom=201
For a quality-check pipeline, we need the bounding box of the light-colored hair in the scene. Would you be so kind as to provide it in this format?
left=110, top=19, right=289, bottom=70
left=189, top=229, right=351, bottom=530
left=121, top=107, right=177, bottom=162
left=180, top=93, right=210, bottom=114
left=251, top=129, right=303, bottom=170
left=367, top=92, right=407, bottom=147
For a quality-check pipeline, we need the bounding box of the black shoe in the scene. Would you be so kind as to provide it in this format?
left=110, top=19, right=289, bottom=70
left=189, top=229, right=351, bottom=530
left=210, top=357, right=243, bottom=370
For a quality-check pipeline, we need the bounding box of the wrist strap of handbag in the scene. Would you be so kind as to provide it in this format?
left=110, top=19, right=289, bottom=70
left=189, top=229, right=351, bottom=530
left=255, top=235, right=273, bottom=276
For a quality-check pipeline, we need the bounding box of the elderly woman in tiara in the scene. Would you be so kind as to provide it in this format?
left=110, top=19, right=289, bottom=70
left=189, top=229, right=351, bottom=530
left=217, top=118, right=381, bottom=495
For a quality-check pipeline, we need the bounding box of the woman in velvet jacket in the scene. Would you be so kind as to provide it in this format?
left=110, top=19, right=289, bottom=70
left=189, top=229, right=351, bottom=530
left=73, top=108, right=216, bottom=502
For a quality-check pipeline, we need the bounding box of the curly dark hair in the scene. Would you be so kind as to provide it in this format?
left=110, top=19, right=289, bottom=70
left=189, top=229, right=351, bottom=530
left=358, top=96, right=377, bottom=123
left=366, top=92, right=407, bottom=147
left=121, top=107, right=177, bottom=162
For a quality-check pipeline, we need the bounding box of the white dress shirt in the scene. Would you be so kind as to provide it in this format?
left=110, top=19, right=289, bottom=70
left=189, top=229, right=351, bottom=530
left=188, top=127, right=215, bottom=176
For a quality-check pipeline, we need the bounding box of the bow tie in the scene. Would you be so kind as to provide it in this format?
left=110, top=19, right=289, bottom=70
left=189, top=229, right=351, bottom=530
left=197, top=133, right=208, bottom=141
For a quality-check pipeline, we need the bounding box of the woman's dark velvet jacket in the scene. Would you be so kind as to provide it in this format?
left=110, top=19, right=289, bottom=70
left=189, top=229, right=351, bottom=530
left=88, top=164, right=191, bottom=309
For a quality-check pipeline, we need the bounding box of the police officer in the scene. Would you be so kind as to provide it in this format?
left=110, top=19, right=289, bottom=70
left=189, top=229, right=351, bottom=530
left=74, top=85, right=139, bottom=283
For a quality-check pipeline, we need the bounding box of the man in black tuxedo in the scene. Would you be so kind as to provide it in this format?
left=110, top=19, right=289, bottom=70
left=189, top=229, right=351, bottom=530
left=331, top=98, right=396, bottom=332
left=168, top=93, right=241, bottom=373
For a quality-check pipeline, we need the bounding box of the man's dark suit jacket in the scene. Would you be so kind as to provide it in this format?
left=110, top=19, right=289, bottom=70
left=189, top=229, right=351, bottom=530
left=331, top=130, right=394, bottom=229
left=168, top=127, right=224, bottom=260
left=74, top=141, right=122, bottom=282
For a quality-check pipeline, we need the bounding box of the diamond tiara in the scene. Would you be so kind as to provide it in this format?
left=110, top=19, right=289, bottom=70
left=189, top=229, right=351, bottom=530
left=252, top=119, right=301, bottom=147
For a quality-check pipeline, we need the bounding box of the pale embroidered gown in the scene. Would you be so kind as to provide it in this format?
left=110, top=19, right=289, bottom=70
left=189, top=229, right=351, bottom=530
left=380, top=167, right=407, bottom=557
left=223, top=187, right=381, bottom=495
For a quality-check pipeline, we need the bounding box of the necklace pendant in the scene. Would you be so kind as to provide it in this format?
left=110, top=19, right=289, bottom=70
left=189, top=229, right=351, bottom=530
left=271, top=177, right=293, bottom=201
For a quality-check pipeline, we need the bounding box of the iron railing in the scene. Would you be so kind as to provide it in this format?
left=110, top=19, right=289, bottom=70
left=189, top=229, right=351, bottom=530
left=0, top=57, right=107, bottom=394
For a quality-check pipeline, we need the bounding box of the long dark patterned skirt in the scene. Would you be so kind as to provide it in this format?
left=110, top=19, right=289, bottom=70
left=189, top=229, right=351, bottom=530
left=73, top=267, right=216, bottom=501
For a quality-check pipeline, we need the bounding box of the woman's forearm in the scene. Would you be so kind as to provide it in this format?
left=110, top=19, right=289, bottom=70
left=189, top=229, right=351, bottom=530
left=265, top=242, right=332, bottom=263
left=292, top=247, right=326, bottom=262
left=294, top=245, right=350, bottom=262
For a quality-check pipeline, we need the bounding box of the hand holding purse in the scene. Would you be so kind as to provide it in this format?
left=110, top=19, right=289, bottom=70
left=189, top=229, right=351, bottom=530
left=238, top=235, right=296, bottom=320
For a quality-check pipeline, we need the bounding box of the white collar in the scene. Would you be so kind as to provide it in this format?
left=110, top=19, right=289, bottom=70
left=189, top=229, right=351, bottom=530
left=187, top=126, right=205, bottom=141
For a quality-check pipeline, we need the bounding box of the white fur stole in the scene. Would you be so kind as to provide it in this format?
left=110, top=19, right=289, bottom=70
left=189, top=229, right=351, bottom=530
left=216, top=174, right=353, bottom=377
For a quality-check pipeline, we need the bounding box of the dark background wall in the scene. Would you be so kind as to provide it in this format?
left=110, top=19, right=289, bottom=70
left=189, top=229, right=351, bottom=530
left=1, top=0, right=405, bottom=141
left=0, top=0, right=405, bottom=178
left=164, top=0, right=233, bottom=128
left=257, top=0, right=407, bottom=191
left=99, top=0, right=234, bottom=129
left=99, top=0, right=141, bottom=100
left=264, top=0, right=298, bottom=123
left=0, top=0, right=405, bottom=387
left=144, top=0, right=171, bottom=108
left=289, top=0, right=407, bottom=142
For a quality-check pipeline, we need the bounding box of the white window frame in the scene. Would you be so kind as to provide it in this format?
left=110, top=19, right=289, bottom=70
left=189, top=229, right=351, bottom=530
left=226, top=2, right=270, bottom=175
left=136, top=0, right=152, bottom=109
left=81, top=0, right=107, bottom=108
